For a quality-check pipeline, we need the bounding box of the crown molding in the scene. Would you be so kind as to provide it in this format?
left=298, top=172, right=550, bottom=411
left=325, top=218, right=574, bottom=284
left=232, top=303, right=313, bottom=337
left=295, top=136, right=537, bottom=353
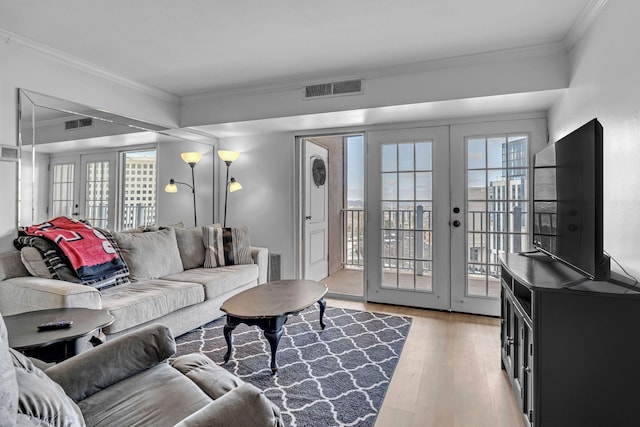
left=563, top=0, right=608, bottom=49
left=181, top=42, right=567, bottom=105
left=1, top=28, right=179, bottom=104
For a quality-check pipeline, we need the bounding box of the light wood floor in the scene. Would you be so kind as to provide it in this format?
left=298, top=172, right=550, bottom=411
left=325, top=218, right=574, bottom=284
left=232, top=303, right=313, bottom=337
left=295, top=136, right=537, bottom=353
left=327, top=298, right=525, bottom=427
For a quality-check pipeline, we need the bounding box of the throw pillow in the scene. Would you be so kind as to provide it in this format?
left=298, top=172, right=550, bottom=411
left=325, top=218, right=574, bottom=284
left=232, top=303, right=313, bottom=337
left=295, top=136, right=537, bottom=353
left=10, top=348, right=85, bottom=426
left=112, top=227, right=184, bottom=281
left=173, top=226, right=206, bottom=270
left=14, top=235, right=82, bottom=283
left=202, top=225, right=253, bottom=268
left=20, top=247, right=54, bottom=279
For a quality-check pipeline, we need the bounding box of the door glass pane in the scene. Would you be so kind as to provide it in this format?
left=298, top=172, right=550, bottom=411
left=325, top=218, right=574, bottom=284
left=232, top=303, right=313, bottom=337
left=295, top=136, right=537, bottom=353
left=415, top=172, right=432, bottom=200
left=487, top=137, right=506, bottom=168
left=466, top=134, right=529, bottom=297
left=381, top=145, right=397, bottom=172
left=121, top=150, right=157, bottom=230
left=398, top=173, right=414, bottom=200
left=85, top=161, right=109, bottom=229
left=467, top=138, right=486, bottom=169
left=398, top=144, right=414, bottom=171
left=381, top=173, right=397, bottom=200
left=380, top=141, right=433, bottom=292
left=415, top=142, right=432, bottom=170
left=51, top=163, right=75, bottom=218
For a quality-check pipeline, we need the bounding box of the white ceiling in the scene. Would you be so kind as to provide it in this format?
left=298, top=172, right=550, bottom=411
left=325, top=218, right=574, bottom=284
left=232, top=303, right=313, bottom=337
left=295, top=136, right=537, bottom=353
left=1, top=0, right=599, bottom=136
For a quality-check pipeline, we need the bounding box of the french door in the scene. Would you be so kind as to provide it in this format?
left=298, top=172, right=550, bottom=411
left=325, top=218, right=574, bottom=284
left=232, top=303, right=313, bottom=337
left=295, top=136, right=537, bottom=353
left=366, top=119, right=547, bottom=315
left=49, top=152, right=117, bottom=229
left=366, top=127, right=451, bottom=310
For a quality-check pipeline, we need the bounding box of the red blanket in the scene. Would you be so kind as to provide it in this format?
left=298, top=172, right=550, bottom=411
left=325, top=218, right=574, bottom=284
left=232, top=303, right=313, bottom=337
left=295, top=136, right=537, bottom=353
left=23, top=216, right=125, bottom=281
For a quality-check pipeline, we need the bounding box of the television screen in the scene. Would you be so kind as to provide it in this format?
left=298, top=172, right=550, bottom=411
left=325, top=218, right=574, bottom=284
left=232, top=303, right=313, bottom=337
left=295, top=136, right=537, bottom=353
left=533, top=119, right=609, bottom=280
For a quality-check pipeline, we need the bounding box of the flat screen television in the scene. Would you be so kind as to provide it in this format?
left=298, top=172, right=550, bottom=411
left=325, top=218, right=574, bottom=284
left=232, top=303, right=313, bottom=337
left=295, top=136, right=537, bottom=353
left=533, top=118, right=610, bottom=280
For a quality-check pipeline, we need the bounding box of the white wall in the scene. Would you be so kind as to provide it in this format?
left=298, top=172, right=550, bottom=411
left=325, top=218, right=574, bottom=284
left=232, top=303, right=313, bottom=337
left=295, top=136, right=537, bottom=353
left=0, top=39, right=179, bottom=250
left=548, top=0, right=640, bottom=278
left=217, top=133, right=297, bottom=278
left=157, top=140, right=216, bottom=228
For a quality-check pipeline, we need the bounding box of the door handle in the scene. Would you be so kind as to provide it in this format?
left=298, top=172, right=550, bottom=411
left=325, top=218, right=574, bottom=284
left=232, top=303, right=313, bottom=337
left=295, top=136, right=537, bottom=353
left=452, top=220, right=461, bottom=227
left=305, top=216, right=312, bottom=220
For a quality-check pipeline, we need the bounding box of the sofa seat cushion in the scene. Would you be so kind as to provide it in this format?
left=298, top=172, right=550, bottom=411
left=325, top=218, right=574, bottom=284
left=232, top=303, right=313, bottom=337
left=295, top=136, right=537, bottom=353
left=161, top=264, right=258, bottom=300
left=101, top=280, right=205, bottom=334
left=78, top=363, right=211, bottom=427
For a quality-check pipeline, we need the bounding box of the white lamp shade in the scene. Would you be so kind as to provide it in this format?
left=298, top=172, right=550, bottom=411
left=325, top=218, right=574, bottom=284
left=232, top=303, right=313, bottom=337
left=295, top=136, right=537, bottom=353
left=164, top=181, right=178, bottom=193
left=218, top=150, right=240, bottom=163
left=181, top=152, right=203, bottom=164
left=229, top=179, right=243, bottom=193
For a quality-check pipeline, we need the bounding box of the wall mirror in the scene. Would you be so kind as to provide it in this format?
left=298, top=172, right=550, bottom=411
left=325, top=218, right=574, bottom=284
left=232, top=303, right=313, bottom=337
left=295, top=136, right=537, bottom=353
left=18, top=89, right=216, bottom=229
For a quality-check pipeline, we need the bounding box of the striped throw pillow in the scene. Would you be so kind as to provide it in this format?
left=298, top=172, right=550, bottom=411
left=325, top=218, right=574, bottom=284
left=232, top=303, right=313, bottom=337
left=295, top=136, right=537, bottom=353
left=203, top=226, right=253, bottom=268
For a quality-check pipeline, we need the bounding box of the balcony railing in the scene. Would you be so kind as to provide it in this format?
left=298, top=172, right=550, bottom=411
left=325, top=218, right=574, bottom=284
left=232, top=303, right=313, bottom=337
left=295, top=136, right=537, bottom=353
left=343, top=206, right=527, bottom=272
left=121, top=203, right=156, bottom=230
left=343, top=208, right=364, bottom=267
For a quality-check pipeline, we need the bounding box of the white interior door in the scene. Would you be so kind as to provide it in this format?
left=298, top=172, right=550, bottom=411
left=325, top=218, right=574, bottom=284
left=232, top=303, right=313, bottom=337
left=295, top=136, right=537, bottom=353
left=366, top=127, right=451, bottom=310
left=303, top=140, right=329, bottom=281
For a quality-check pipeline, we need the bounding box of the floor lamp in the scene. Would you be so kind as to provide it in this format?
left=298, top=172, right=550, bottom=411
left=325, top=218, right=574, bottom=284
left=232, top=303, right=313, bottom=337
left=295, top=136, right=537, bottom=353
left=164, top=152, right=202, bottom=227
left=218, top=150, right=242, bottom=227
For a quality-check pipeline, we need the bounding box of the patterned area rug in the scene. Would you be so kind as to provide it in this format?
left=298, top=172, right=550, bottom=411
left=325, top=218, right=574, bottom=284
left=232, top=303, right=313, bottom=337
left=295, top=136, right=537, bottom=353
left=174, top=306, right=412, bottom=427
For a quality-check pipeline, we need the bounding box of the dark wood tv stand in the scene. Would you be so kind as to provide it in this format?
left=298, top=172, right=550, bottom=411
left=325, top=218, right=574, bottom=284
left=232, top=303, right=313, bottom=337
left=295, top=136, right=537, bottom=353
left=500, top=252, right=640, bottom=427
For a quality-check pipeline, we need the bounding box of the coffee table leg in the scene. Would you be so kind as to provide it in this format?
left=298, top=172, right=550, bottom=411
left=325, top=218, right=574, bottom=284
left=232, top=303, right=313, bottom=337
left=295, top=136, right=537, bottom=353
left=264, top=328, right=283, bottom=374
left=223, top=321, right=238, bottom=363
left=318, top=297, right=326, bottom=330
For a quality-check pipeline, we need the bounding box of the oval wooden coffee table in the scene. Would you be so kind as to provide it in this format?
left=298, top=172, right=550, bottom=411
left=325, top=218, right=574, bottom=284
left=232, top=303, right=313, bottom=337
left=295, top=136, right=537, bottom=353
left=220, top=279, right=328, bottom=373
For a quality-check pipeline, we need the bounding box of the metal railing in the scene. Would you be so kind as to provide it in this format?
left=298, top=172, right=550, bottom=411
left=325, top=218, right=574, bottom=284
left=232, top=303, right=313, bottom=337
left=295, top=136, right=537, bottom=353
left=121, top=203, right=156, bottom=230
left=343, top=208, right=364, bottom=267
left=343, top=206, right=528, bottom=273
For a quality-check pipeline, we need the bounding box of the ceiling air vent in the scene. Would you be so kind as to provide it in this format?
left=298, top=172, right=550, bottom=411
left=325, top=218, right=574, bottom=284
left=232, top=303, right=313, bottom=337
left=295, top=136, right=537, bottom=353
left=65, top=117, right=93, bottom=131
left=304, top=79, right=363, bottom=99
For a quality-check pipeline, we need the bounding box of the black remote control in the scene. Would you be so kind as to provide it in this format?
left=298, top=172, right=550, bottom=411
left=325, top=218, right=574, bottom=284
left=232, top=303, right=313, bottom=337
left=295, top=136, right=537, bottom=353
left=37, top=320, right=73, bottom=331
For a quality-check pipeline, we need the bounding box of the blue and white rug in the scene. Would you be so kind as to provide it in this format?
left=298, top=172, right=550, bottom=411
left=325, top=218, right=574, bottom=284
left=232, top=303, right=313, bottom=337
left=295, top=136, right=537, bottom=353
left=174, top=306, right=412, bottom=427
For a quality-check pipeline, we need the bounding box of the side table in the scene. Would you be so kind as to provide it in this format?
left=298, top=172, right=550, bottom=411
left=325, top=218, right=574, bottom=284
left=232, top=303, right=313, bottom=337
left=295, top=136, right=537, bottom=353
left=4, top=308, right=114, bottom=362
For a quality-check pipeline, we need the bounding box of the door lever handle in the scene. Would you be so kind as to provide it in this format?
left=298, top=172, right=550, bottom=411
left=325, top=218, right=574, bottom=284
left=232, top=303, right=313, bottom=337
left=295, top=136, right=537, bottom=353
left=305, top=216, right=312, bottom=220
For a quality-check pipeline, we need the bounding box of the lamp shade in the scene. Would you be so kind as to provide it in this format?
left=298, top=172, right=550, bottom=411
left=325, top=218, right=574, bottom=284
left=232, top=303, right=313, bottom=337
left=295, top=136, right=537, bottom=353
left=164, top=179, right=178, bottom=193
left=218, top=150, right=240, bottom=163
left=180, top=152, right=203, bottom=164
left=229, top=177, right=243, bottom=193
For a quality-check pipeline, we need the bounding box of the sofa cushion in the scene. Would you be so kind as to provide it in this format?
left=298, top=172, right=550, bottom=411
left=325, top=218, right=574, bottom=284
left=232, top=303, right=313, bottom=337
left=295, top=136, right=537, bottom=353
left=112, top=228, right=184, bottom=281
left=203, top=226, right=253, bottom=268
left=100, top=280, right=205, bottom=334
left=173, top=226, right=206, bottom=270
left=0, top=250, right=29, bottom=281
left=10, top=348, right=85, bottom=426
left=0, top=313, right=18, bottom=426
left=0, top=277, right=102, bottom=316
left=171, top=353, right=244, bottom=399
left=161, top=265, right=258, bottom=300
left=78, top=363, right=210, bottom=427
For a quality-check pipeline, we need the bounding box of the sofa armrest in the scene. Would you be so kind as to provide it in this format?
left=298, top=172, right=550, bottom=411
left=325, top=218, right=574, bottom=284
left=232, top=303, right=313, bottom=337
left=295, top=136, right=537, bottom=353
left=45, top=323, right=175, bottom=401
left=173, top=383, right=283, bottom=427
left=0, top=277, right=102, bottom=315
left=251, top=246, right=268, bottom=284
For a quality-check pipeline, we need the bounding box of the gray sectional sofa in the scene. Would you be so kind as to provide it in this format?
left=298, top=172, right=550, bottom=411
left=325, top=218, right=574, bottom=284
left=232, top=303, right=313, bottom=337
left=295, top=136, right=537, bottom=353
left=0, top=226, right=268, bottom=341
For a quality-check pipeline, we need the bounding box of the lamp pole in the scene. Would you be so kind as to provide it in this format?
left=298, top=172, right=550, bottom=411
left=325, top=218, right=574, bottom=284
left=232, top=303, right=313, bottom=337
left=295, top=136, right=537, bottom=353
left=189, top=163, right=197, bottom=227
left=223, top=161, right=231, bottom=227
